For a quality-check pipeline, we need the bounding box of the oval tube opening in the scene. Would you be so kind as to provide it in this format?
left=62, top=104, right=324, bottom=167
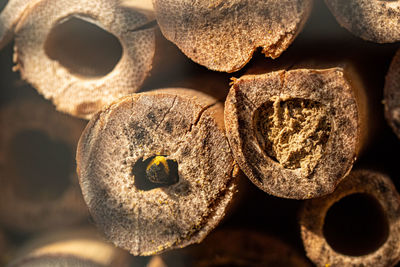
left=44, top=16, right=123, bottom=78
left=323, top=193, right=389, bottom=256
left=132, top=155, right=179, bottom=191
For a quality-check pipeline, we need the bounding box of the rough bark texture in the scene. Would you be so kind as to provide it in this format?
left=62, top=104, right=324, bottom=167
left=225, top=65, right=368, bottom=199
left=8, top=228, right=134, bottom=267
left=148, top=229, right=312, bottom=267
left=153, top=0, right=313, bottom=72
left=0, top=0, right=41, bottom=50
left=13, top=0, right=155, bottom=119
left=300, top=170, right=400, bottom=267
left=77, top=89, right=239, bottom=256
left=325, top=0, right=400, bottom=43
left=384, top=48, right=400, bottom=139
left=0, top=99, right=88, bottom=232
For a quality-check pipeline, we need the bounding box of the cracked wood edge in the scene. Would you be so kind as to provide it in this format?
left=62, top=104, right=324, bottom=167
left=153, top=0, right=313, bottom=72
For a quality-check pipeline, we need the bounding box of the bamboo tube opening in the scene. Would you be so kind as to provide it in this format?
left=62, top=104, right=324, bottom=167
left=13, top=0, right=155, bottom=119
left=132, top=156, right=179, bottom=191
left=300, top=170, right=400, bottom=266
left=254, top=98, right=331, bottom=174
left=44, top=16, right=123, bottom=78
left=323, top=193, right=389, bottom=256
left=9, top=129, right=73, bottom=202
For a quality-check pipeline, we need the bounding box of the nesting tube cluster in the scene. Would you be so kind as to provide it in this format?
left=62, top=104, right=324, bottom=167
left=1, top=0, right=400, bottom=265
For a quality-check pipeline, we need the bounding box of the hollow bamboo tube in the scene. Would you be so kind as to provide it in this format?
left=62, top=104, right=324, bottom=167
left=12, top=0, right=156, bottom=119
left=324, top=0, right=400, bottom=43
left=8, top=228, right=135, bottom=267
left=148, top=229, right=312, bottom=267
left=299, top=169, right=400, bottom=267
left=224, top=61, right=369, bottom=199
left=152, top=0, right=313, bottom=72
left=0, top=0, right=41, bottom=50
left=384, top=48, right=400, bottom=139
left=0, top=98, right=88, bottom=232
left=77, top=89, right=240, bottom=255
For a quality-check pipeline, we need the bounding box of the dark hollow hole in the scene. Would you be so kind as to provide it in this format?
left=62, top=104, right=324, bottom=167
left=9, top=130, right=73, bottom=201
left=323, top=193, right=389, bottom=256
left=0, top=0, right=8, bottom=13
left=132, top=156, right=179, bottom=191
left=44, top=16, right=123, bottom=78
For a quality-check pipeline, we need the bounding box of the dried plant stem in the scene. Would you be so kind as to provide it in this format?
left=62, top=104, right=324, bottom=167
left=77, top=89, right=239, bottom=255
left=148, top=229, right=311, bottom=267
left=324, top=0, right=400, bottom=43
left=300, top=169, right=400, bottom=266
left=153, top=0, right=313, bottom=72
left=13, top=0, right=156, bottom=119
left=225, top=62, right=369, bottom=199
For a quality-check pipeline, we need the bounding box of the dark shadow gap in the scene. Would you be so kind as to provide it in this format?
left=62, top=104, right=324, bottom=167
left=9, top=129, right=73, bottom=201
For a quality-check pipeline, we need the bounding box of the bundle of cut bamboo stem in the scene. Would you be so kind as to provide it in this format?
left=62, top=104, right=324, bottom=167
left=300, top=169, right=400, bottom=267
left=1, top=0, right=400, bottom=266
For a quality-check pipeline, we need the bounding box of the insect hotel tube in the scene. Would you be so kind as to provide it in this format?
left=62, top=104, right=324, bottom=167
left=324, top=0, right=400, bottom=43
left=7, top=227, right=136, bottom=267
left=12, top=0, right=156, bottom=119
left=77, top=88, right=240, bottom=255
left=147, top=229, right=312, bottom=267
left=299, top=170, right=400, bottom=267
left=384, top=48, right=400, bottom=139
left=224, top=61, right=371, bottom=199
left=0, top=99, right=88, bottom=232
left=152, top=0, right=313, bottom=72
